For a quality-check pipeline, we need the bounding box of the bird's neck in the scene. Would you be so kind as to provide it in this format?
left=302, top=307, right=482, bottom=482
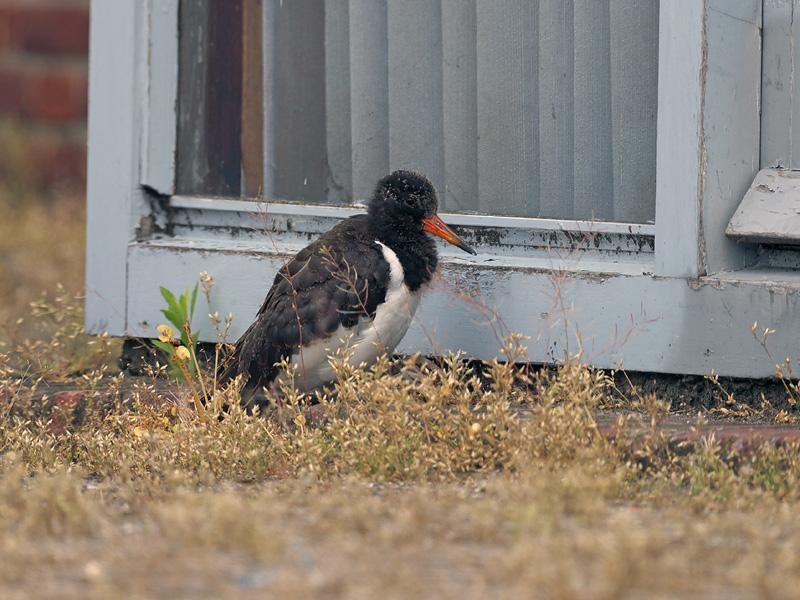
left=369, top=216, right=438, bottom=291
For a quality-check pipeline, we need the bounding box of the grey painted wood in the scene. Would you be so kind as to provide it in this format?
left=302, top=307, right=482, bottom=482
left=701, top=0, right=761, bottom=272
left=387, top=0, right=444, bottom=195
left=609, top=0, right=658, bottom=223
left=537, top=0, right=574, bottom=218
left=170, top=196, right=656, bottom=235
left=126, top=239, right=800, bottom=378
left=87, top=0, right=796, bottom=381
left=324, top=1, right=353, bottom=203
left=654, top=0, right=705, bottom=278
left=141, top=0, right=178, bottom=195
left=573, top=0, right=612, bottom=221
left=441, top=0, right=478, bottom=212
left=349, top=0, right=390, bottom=201
left=727, top=169, right=800, bottom=244
left=476, top=1, right=539, bottom=216
left=85, top=1, right=148, bottom=334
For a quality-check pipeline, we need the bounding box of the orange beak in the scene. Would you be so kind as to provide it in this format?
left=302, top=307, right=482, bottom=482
left=422, top=214, right=476, bottom=255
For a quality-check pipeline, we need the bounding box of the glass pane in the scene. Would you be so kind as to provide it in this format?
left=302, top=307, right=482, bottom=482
left=176, top=0, right=263, bottom=198
left=175, top=1, right=658, bottom=223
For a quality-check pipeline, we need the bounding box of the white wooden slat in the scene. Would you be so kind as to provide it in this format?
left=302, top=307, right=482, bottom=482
left=476, top=1, right=539, bottom=216
left=387, top=0, right=444, bottom=195
left=573, top=0, right=613, bottom=221
left=537, top=0, right=574, bottom=219
left=349, top=0, right=390, bottom=200
left=441, top=0, right=478, bottom=213
left=609, top=0, right=659, bottom=223
left=654, top=0, right=705, bottom=278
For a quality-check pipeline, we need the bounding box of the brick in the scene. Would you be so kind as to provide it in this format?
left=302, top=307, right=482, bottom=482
left=0, top=67, right=22, bottom=112
left=23, top=68, right=87, bottom=123
left=0, top=65, right=87, bottom=124
left=0, top=6, right=89, bottom=55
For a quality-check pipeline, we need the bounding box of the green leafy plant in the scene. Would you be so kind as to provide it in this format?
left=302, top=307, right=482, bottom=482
left=152, top=284, right=199, bottom=380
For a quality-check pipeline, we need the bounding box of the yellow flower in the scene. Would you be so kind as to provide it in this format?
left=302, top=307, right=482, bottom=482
left=157, top=324, right=175, bottom=343
left=175, top=346, right=191, bottom=361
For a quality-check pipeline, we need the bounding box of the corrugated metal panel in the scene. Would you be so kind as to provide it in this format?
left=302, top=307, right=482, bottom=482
left=262, top=0, right=658, bottom=223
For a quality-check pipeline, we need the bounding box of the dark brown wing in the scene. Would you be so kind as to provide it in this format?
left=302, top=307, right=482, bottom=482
left=218, top=215, right=391, bottom=404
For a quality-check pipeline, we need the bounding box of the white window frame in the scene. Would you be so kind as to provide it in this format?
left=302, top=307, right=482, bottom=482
left=89, top=0, right=800, bottom=378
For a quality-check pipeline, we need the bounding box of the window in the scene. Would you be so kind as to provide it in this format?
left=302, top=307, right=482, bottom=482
left=172, top=0, right=659, bottom=223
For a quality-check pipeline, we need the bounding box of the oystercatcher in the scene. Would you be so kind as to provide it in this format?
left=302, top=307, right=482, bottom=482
left=219, top=170, right=476, bottom=405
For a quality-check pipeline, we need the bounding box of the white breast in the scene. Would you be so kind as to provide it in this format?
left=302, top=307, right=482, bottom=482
left=277, top=241, right=423, bottom=392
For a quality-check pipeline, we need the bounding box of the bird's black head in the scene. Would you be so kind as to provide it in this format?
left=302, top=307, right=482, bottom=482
left=369, top=170, right=438, bottom=221
left=368, top=170, right=476, bottom=255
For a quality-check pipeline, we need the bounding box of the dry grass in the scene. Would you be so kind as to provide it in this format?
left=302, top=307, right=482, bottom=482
left=3, top=325, right=800, bottom=598
left=3, top=141, right=800, bottom=597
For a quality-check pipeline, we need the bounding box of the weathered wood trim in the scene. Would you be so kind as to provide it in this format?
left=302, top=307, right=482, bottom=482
left=169, top=197, right=656, bottom=236
left=140, top=0, right=178, bottom=194
left=125, top=240, right=800, bottom=379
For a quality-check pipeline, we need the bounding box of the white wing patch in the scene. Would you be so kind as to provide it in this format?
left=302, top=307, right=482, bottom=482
left=275, top=241, right=423, bottom=392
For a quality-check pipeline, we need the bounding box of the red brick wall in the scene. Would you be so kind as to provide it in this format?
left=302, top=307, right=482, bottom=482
left=0, top=0, right=89, bottom=193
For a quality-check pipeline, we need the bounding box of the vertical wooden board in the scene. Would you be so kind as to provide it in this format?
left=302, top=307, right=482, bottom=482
left=537, top=0, right=574, bottom=219
left=701, top=0, right=760, bottom=273
left=573, top=0, right=613, bottom=221
left=262, top=0, right=325, bottom=203
left=175, top=0, right=211, bottom=195
left=654, top=0, right=705, bottom=278
left=349, top=0, right=389, bottom=201
left=86, top=0, right=143, bottom=334
left=141, top=0, right=178, bottom=195
left=387, top=0, right=444, bottom=195
left=241, top=0, right=264, bottom=199
left=792, top=3, right=800, bottom=170
left=609, top=0, right=658, bottom=223
left=476, top=1, right=539, bottom=216
left=441, top=0, right=478, bottom=213
left=324, top=0, right=353, bottom=204
left=760, top=0, right=792, bottom=168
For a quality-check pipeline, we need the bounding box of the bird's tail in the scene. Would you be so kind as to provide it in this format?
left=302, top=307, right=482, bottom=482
left=214, top=342, right=262, bottom=410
